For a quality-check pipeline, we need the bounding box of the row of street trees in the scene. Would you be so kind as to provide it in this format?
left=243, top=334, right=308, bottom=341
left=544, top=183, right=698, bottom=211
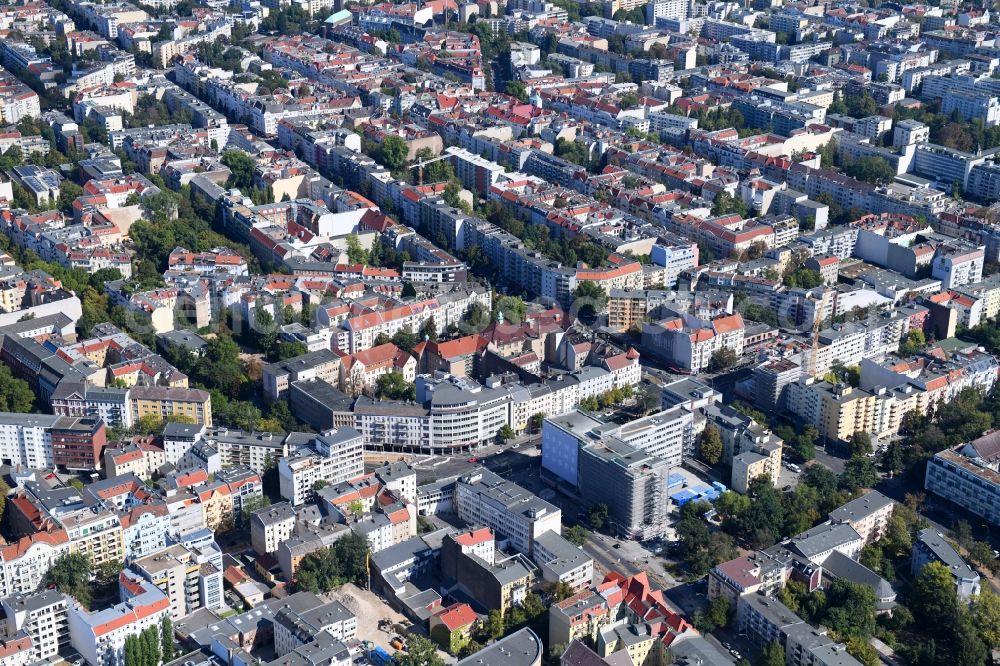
left=123, top=618, right=174, bottom=666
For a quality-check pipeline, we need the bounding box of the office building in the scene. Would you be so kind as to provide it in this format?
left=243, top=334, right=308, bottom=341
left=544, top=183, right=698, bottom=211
left=455, top=468, right=561, bottom=555
left=543, top=408, right=691, bottom=489
left=579, top=438, right=671, bottom=540
left=50, top=417, right=105, bottom=471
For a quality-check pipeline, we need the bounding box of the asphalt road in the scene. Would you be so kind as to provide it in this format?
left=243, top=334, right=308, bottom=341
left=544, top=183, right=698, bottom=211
left=812, top=445, right=848, bottom=475
left=583, top=532, right=677, bottom=596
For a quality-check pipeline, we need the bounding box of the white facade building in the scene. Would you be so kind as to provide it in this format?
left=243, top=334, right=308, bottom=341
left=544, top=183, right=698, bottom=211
left=278, top=429, right=364, bottom=506
left=67, top=574, right=169, bottom=666
left=0, top=590, right=69, bottom=662
left=455, top=468, right=561, bottom=555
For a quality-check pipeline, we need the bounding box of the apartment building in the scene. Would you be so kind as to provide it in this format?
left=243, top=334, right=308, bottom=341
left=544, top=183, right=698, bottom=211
left=192, top=483, right=234, bottom=532
left=445, top=147, right=507, bottom=196
left=277, top=523, right=351, bottom=581
left=103, top=442, right=165, bottom=482
left=462, top=218, right=641, bottom=308
left=911, top=143, right=983, bottom=191
left=450, top=550, right=533, bottom=616
left=262, top=349, right=341, bottom=401
left=278, top=428, right=364, bottom=506
left=828, top=490, right=895, bottom=545
left=640, top=312, right=745, bottom=373
left=532, top=531, right=594, bottom=592
left=549, top=590, right=614, bottom=648
left=120, top=504, right=170, bottom=561
left=911, top=528, right=981, bottom=601
left=214, top=467, right=263, bottom=526
left=550, top=571, right=696, bottom=660
left=942, top=90, right=1000, bottom=127
left=339, top=343, right=416, bottom=396
left=67, top=573, right=169, bottom=666
left=931, top=242, right=985, bottom=290
left=130, top=542, right=224, bottom=620
left=732, top=445, right=782, bottom=494
left=250, top=502, right=296, bottom=556
left=738, top=594, right=863, bottom=666
left=51, top=384, right=131, bottom=430
left=0, top=531, right=70, bottom=598
left=204, top=428, right=288, bottom=474
left=0, top=591, right=68, bottom=662
left=0, top=414, right=60, bottom=470
left=442, top=527, right=496, bottom=577
left=608, top=289, right=676, bottom=332
left=339, top=289, right=490, bottom=354
left=161, top=422, right=205, bottom=467
left=63, top=509, right=125, bottom=569
left=272, top=592, right=357, bottom=655
left=0, top=67, right=41, bottom=125
left=455, top=468, right=561, bottom=555
left=128, top=386, right=212, bottom=426
left=786, top=379, right=879, bottom=444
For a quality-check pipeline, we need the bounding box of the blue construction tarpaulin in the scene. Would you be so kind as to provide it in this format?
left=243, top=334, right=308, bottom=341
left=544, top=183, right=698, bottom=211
left=671, top=489, right=698, bottom=505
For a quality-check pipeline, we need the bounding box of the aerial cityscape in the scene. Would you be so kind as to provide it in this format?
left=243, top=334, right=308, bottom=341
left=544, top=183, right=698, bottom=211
left=0, top=0, right=999, bottom=665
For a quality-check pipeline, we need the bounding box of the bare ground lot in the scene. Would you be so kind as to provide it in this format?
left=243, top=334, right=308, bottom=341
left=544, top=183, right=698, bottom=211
left=325, top=584, right=453, bottom=663
left=326, top=584, right=408, bottom=654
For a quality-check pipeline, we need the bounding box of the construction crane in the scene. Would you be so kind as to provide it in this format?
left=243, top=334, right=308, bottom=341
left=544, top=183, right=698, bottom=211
left=408, top=153, right=452, bottom=186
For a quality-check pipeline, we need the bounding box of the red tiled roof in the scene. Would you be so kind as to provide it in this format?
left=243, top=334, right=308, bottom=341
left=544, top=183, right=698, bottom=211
left=435, top=603, right=477, bottom=631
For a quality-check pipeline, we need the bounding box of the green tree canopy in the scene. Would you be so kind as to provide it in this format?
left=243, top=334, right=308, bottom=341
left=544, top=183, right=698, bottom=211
left=296, top=532, right=370, bottom=593
left=505, top=80, right=528, bottom=102
left=375, top=372, right=416, bottom=401
left=973, top=587, right=1000, bottom=649
left=0, top=365, right=34, bottom=412
left=699, top=424, right=723, bottom=466
left=378, top=135, right=409, bottom=170
left=823, top=580, right=877, bottom=638
left=587, top=503, right=608, bottom=530
left=573, top=281, right=608, bottom=319
left=46, top=553, right=93, bottom=609
left=845, top=155, right=896, bottom=185
left=911, top=561, right=960, bottom=638
left=222, top=150, right=256, bottom=190
left=709, top=346, right=738, bottom=371
left=758, top=640, right=785, bottom=666
left=839, top=455, right=878, bottom=493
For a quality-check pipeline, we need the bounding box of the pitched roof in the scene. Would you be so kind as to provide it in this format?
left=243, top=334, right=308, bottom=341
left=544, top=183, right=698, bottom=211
left=435, top=602, right=477, bottom=631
